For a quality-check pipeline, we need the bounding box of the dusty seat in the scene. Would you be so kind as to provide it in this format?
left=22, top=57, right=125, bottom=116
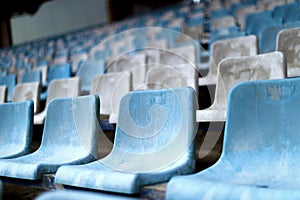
left=55, top=86, right=198, bottom=194
left=0, top=100, right=33, bottom=159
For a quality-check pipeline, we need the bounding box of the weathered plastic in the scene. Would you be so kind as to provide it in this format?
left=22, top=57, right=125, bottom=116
left=0, top=95, right=100, bottom=180
left=0, top=100, right=33, bottom=158
left=36, top=190, right=139, bottom=200
left=0, top=86, right=7, bottom=104
left=13, top=82, right=41, bottom=114
left=76, top=59, right=105, bottom=95
left=160, top=44, right=197, bottom=66
left=211, top=16, right=236, bottom=31
left=276, top=27, right=300, bottom=77
left=34, top=77, right=81, bottom=124
left=167, top=77, right=300, bottom=200
left=55, top=87, right=198, bottom=194
left=90, top=71, right=131, bottom=124
left=0, top=74, right=16, bottom=101
left=197, top=51, right=286, bottom=122
left=198, top=35, right=257, bottom=86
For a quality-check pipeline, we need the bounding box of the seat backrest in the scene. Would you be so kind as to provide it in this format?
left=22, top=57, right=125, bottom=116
left=276, top=27, right=300, bottom=77
left=223, top=77, right=300, bottom=173
left=13, top=82, right=41, bottom=114
left=39, top=95, right=100, bottom=158
left=208, top=35, right=258, bottom=78
left=47, top=63, right=71, bottom=84
left=22, top=70, right=42, bottom=84
left=211, top=16, right=236, bottom=31
left=0, top=85, right=7, bottom=104
left=160, top=44, right=197, bottom=66
left=260, top=24, right=285, bottom=54
left=76, top=59, right=105, bottom=94
left=213, top=51, right=286, bottom=112
left=0, top=74, right=16, bottom=101
left=46, top=77, right=81, bottom=106
left=0, top=100, right=33, bottom=158
left=90, top=71, right=131, bottom=123
left=112, top=86, right=198, bottom=172
left=146, top=64, right=198, bottom=95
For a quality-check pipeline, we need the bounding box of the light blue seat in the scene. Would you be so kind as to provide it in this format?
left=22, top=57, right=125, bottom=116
left=166, top=77, right=300, bottom=200
left=0, top=100, right=33, bottom=158
left=0, top=74, right=16, bottom=102
left=35, top=190, right=139, bottom=200
left=76, top=59, right=105, bottom=95
left=260, top=24, right=285, bottom=54
left=22, top=70, right=42, bottom=84
left=0, top=95, right=100, bottom=180
left=55, top=86, right=198, bottom=194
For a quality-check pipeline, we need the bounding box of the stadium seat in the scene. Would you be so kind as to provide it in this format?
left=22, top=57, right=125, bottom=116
left=76, top=59, right=105, bottom=95
left=55, top=86, right=198, bottom=194
left=167, top=77, right=300, bottom=200
left=0, top=100, right=33, bottom=158
left=197, top=51, right=286, bottom=122
left=13, top=82, right=41, bottom=114
left=0, top=74, right=16, bottom=102
left=21, top=70, right=42, bottom=85
left=90, top=71, right=131, bottom=124
left=276, top=27, right=300, bottom=77
left=34, top=77, right=81, bottom=125
left=199, top=35, right=258, bottom=86
left=0, top=95, right=100, bottom=180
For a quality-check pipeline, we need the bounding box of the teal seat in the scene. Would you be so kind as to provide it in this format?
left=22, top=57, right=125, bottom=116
left=0, top=100, right=33, bottom=159
left=167, top=77, right=300, bottom=200
left=0, top=95, right=100, bottom=180
left=0, top=74, right=16, bottom=102
left=55, top=87, right=198, bottom=194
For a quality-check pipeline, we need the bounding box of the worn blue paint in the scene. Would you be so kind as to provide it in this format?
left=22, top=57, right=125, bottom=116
left=166, top=77, right=300, bottom=199
left=55, top=86, right=198, bottom=194
left=0, top=100, right=33, bottom=159
left=0, top=95, right=100, bottom=180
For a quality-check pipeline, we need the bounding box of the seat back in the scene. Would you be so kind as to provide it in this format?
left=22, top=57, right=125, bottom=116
left=0, top=85, right=7, bottom=104
left=22, top=70, right=42, bottom=85
left=160, top=44, right=197, bottom=66
left=40, top=95, right=100, bottom=158
left=46, top=77, right=81, bottom=106
left=223, top=77, right=300, bottom=178
left=13, top=82, right=41, bottom=114
left=90, top=71, right=131, bottom=123
left=276, top=27, right=300, bottom=77
left=76, top=59, right=105, bottom=95
left=47, top=63, right=71, bottom=84
left=214, top=51, right=286, bottom=116
left=0, top=74, right=16, bottom=101
left=110, top=87, right=198, bottom=172
left=0, top=100, right=33, bottom=158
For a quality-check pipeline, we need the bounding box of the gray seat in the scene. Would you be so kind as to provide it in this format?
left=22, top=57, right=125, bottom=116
left=0, top=100, right=33, bottom=159
left=55, top=86, right=198, bottom=194
left=13, top=82, right=41, bottom=114
left=0, top=95, right=100, bottom=180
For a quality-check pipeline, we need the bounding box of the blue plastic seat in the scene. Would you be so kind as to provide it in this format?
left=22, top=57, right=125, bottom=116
left=0, top=95, right=99, bottom=180
left=22, top=70, right=42, bottom=85
left=260, top=24, right=285, bottom=54
left=167, top=77, right=300, bottom=200
left=0, top=100, right=33, bottom=159
left=245, top=10, right=272, bottom=34
left=76, top=59, right=105, bottom=95
left=36, top=190, right=139, bottom=200
left=0, top=74, right=16, bottom=102
left=55, top=86, right=198, bottom=194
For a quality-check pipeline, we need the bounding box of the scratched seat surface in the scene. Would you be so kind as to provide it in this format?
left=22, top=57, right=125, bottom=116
left=197, top=51, right=286, bottom=122
left=167, top=77, right=300, bottom=200
left=90, top=71, right=131, bottom=124
left=198, top=35, right=257, bottom=86
left=13, top=82, right=41, bottom=114
left=55, top=86, right=198, bottom=194
left=0, top=95, right=100, bottom=180
left=34, top=77, right=81, bottom=125
left=0, top=100, right=33, bottom=159
left=276, top=27, right=300, bottom=77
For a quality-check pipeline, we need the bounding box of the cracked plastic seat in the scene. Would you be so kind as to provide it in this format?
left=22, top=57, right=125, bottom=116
left=197, top=51, right=286, bottom=122
left=55, top=86, right=198, bottom=194
left=0, top=100, right=33, bottom=159
left=0, top=95, right=100, bottom=180
left=167, top=77, right=300, bottom=200
left=198, top=35, right=257, bottom=86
